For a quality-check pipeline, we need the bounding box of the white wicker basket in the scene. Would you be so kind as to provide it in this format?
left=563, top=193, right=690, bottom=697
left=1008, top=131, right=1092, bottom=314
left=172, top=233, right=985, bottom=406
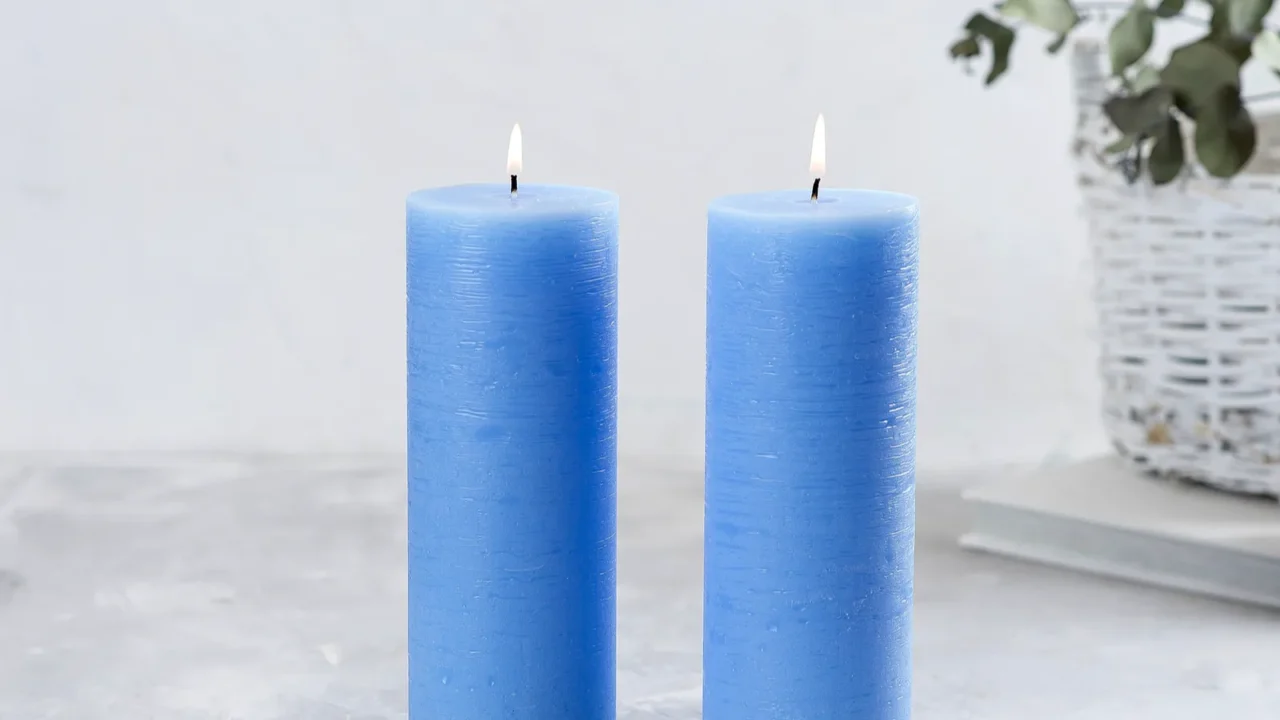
left=1071, top=40, right=1280, bottom=498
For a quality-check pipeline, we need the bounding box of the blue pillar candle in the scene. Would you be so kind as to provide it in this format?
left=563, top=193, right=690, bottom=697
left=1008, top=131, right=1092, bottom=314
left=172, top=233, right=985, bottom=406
left=406, top=177, right=618, bottom=719
left=703, top=184, right=919, bottom=719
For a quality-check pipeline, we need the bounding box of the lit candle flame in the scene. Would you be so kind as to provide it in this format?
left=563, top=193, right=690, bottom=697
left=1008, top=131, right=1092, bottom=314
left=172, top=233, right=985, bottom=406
left=809, top=114, right=825, bottom=179
left=507, top=124, right=523, bottom=176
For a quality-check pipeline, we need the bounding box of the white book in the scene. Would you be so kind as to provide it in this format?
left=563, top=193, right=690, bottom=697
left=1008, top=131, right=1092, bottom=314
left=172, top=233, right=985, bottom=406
left=960, top=456, right=1280, bottom=610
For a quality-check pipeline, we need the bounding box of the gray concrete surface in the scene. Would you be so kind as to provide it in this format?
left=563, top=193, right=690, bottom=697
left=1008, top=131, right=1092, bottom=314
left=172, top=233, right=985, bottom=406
left=0, top=456, right=1277, bottom=719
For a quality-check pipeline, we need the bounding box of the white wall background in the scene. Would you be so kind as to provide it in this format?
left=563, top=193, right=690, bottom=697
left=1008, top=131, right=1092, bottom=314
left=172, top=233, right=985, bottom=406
left=0, top=0, right=1110, bottom=470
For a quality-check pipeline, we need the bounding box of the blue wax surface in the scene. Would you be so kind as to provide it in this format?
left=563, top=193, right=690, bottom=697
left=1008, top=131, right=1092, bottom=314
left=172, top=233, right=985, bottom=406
left=406, top=183, right=618, bottom=720
left=704, top=189, right=920, bottom=720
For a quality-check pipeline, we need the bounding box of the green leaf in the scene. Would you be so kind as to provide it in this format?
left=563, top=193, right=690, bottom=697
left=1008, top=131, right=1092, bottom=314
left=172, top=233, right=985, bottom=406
left=1148, top=115, right=1186, bottom=184
left=999, top=0, right=1081, bottom=34
left=964, top=13, right=1018, bottom=85
left=1103, top=86, right=1174, bottom=135
left=1252, top=29, right=1280, bottom=70
left=1160, top=40, right=1242, bottom=114
left=949, top=35, right=982, bottom=58
left=1194, top=87, right=1256, bottom=177
left=1130, top=63, right=1162, bottom=92
left=1208, top=4, right=1256, bottom=61
left=1105, top=135, right=1138, bottom=154
left=1227, top=0, right=1274, bottom=36
left=1047, top=33, right=1068, bottom=54
left=1155, top=0, right=1186, bottom=17
left=1109, top=2, right=1156, bottom=75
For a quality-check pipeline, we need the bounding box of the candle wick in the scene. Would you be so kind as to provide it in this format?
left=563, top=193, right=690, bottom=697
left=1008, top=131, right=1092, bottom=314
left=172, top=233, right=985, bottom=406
left=810, top=178, right=821, bottom=202
left=510, top=174, right=518, bottom=198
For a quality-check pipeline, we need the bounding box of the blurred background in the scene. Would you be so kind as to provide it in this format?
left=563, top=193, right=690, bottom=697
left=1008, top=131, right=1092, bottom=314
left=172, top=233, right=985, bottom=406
left=0, top=0, right=1107, bottom=469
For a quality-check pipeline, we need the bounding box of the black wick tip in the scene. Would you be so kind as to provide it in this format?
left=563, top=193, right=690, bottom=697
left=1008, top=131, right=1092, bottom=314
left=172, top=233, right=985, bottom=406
left=510, top=174, right=518, bottom=196
left=810, top=178, right=821, bottom=202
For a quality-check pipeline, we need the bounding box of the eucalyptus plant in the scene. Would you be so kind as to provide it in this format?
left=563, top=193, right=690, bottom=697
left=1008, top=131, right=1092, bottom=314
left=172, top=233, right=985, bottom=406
left=950, top=0, right=1280, bottom=183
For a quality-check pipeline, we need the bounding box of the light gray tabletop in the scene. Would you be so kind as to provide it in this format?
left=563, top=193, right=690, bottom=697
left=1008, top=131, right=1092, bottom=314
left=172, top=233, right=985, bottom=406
left=0, top=456, right=1276, bottom=719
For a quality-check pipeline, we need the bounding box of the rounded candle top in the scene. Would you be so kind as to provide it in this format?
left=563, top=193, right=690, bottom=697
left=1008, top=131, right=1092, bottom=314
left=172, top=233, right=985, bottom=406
left=407, top=183, right=618, bottom=218
left=709, top=188, right=918, bottom=225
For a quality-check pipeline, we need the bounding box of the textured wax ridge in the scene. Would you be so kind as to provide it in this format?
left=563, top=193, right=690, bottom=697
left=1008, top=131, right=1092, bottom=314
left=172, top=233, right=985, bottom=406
left=703, top=189, right=920, bottom=720
left=406, top=184, right=618, bottom=720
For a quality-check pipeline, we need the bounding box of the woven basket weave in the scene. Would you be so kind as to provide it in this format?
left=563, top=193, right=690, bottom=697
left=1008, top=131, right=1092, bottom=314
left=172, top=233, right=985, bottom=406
left=1071, top=40, right=1280, bottom=497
